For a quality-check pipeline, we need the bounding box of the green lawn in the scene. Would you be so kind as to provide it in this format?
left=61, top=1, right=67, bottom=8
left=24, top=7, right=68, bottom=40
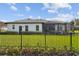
left=0, top=34, right=78, bottom=51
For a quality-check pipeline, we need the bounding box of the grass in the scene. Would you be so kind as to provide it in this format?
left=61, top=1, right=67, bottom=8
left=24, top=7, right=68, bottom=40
left=0, top=34, right=78, bottom=51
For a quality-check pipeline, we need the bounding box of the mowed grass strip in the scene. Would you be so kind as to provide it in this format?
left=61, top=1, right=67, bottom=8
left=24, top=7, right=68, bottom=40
left=0, top=34, right=78, bottom=50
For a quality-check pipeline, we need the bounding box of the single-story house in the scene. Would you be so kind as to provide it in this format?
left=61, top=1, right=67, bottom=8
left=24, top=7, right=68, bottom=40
left=0, top=21, right=7, bottom=32
left=70, top=19, right=79, bottom=31
left=5, top=19, right=72, bottom=34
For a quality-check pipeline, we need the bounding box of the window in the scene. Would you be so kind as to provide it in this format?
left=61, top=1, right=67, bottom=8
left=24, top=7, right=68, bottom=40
left=12, top=25, right=15, bottom=29
left=60, top=25, right=63, bottom=31
left=49, top=24, right=55, bottom=31
left=36, top=25, right=39, bottom=31
left=25, top=25, right=28, bottom=31
left=58, top=24, right=62, bottom=31
left=19, top=26, right=22, bottom=32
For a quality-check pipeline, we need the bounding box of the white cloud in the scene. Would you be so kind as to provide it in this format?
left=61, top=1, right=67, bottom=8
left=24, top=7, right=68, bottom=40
left=37, top=16, right=41, bottom=19
left=42, top=3, right=50, bottom=9
left=54, top=3, right=72, bottom=9
left=15, top=14, right=24, bottom=17
left=0, top=19, right=7, bottom=22
left=8, top=3, right=16, bottom=6
left=46, top=18, right=64, bottom=21
left=74, top=11, right=79, bottom=18
left=10, top=5, right=17, bottom=11
left=27, top=16, right=41, bottom=19
left=48, top=9, right=58, bottom=13
left=57, top=13, right=74, bottom=22
left=42, top=3, right=72, bottom=13
left=28, top=15, right=33, bottom=19
left=46, top=13, right=74, bottom=22
left=8, top=3, right=17, bottom=11
left=58, top=13, right=73, bottom=18
left=25, top=6, right=31, bottom=11
left=77, top=11, right=79, bottom=15
left=42, top=3, right=57, bottom=13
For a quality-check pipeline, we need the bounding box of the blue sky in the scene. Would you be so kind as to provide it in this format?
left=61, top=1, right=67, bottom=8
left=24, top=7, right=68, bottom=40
left=0, top=3, right=79, bottom=22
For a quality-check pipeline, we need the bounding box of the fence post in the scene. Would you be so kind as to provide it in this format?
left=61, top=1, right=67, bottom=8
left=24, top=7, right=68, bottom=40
left=19, top=31, right=22, bottom=50
left=44, top=33, right=47, bottom=50
left=20, top=32, right=22, bottom=50
left=70, top=32, right=72, bottom=50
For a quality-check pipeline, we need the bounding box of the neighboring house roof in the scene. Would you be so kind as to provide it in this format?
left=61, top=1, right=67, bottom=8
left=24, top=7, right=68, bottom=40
left=70, top=19, right=79, bottom=29
left=74, top=19, right=79, bottom=25
left=5, top=18, right=68, bottom=24
left=71, top=19, right=79, bottom=25
left=0, top=21, right=6, bottom=29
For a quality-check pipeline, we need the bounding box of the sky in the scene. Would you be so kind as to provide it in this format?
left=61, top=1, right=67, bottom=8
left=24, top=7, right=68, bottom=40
left=0, top=3, right=79, bottom=22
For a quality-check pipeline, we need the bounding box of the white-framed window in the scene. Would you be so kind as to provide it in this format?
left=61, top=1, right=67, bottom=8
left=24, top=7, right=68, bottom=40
left=19, top=26, right=22, bottom=32
left=25, top=25, right=28, bottom=31
left=12, top=25, right=15, bottom=29
left=36, top=25, right=39, bottom=31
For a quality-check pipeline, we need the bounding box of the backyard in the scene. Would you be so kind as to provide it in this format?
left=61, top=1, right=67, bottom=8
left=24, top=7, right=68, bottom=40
left=0, top=34, right=79, bottom=55
left=0, top=34, right=78, bottom=50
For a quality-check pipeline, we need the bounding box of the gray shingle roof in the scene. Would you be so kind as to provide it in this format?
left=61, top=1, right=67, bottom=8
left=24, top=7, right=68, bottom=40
left=15, top=18, right=48, bottom=22
left=5, top=18, right=66, bottom=24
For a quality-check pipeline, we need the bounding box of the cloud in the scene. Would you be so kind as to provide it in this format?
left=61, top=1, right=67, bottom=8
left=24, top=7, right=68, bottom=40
left=37, top=16, right=41, bottom=19
left=77, top=11, right=79, bottom=15
left=46, top=13, right=74, bottom=22
left=10, top=5, right=17, bottom=11
left=28, top=15, right=33, bottom=19
left=48, top=9, right=58, bottom=13
left=54, top=3, right=72, bottom=9
left=57, top=13, right=74, bottom=22
left=25, top=6, right=31, bottom=11
left=15, top=14, right=24, bottom=17
left=42, top=3, right=56, bottom=13
left=42, top=3, right=50, bottom=9
left=27, top=16, right=41, bottom=19
left=0, top=19, right=7, bottom=22
left=58, top=13, right=74, bottom=18
left=42, top=3, right=72, bottom=13
left=46, top=18, right=64, bottom=21
left=8, top=3, right=17, bottom=11
left=8, top=3, right=16, bottom=6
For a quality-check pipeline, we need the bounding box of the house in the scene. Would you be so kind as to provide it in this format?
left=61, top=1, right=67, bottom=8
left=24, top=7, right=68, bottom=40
left=5, top=19, right=71, bottom=34
left=0, top=21, right=7, bottom=32
left=71, top=19, right=79, bottom=30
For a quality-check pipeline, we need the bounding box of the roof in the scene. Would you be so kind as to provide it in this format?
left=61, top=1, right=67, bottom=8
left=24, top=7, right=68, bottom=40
left=71, top=19, right=79, bottom=25
left=74, top=19, right=79, bottom=25
left=46, top=21, right=65, bottom=24
left=5, top=18, right=47, bottom=24
left=5, top=18, right=67, bottom=24
left=0, top=22, right=6, bottom=28
left=15, top=18, right=47, bottom=22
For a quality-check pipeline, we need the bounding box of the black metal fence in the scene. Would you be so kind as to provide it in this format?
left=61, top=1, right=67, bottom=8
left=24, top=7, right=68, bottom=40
left=0, top=32, right=79, bottom=52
